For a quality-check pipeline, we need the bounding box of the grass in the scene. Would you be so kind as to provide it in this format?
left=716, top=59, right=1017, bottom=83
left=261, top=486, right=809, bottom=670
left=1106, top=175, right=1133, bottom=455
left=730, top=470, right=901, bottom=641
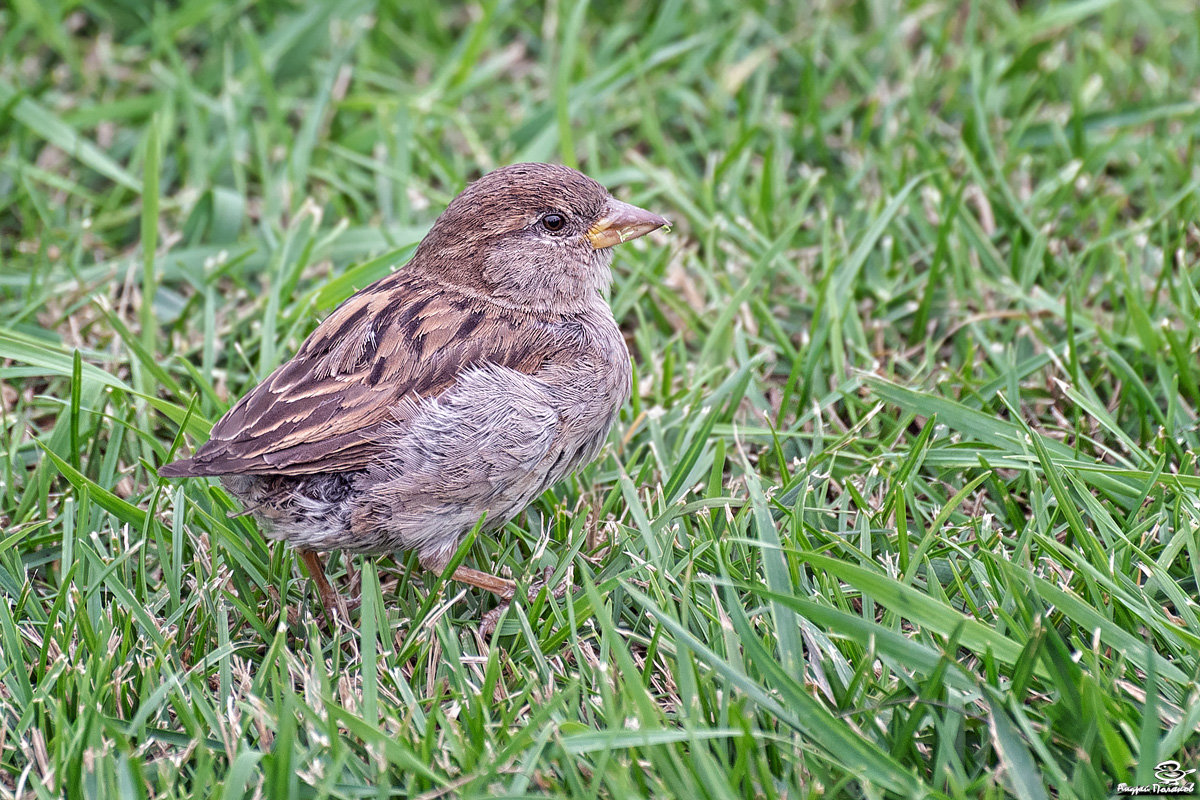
left=3, top=0, right=1200, bottom=797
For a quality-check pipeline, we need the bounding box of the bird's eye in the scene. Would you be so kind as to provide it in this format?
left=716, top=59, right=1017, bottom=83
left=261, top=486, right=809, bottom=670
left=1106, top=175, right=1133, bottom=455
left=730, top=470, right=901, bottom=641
left=541, top=213, right=566, bottom=232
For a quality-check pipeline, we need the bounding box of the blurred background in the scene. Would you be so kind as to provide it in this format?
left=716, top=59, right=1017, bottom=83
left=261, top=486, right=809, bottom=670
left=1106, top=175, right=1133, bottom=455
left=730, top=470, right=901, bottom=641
left=2, top=1, right=1200, bottom=797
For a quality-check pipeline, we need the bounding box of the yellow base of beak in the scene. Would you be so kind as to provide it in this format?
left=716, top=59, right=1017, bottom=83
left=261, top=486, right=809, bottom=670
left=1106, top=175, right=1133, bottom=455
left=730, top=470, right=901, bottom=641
left=587, top=198, right=670, bottom=249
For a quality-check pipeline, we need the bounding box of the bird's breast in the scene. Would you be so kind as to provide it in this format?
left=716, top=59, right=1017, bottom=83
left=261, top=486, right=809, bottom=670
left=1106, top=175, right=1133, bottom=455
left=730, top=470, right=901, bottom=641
left=541, top=309, right=631, bottom=414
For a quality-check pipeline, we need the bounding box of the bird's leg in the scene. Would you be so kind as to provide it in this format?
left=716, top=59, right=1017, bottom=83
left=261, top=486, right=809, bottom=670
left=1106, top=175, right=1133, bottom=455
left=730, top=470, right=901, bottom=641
left=447, top=565, right=517, bottom=599
left=298, top=548, right=353, bottom=625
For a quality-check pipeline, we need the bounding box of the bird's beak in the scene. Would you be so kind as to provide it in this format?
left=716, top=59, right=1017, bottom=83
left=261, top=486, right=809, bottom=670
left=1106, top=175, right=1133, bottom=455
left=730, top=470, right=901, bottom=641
left=586, top=198, right=670, bottom=250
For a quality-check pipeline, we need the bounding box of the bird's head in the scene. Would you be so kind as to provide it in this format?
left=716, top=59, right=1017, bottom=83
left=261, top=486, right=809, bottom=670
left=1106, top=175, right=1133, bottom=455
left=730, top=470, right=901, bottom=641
left=417, top=163, right=669, bottom=312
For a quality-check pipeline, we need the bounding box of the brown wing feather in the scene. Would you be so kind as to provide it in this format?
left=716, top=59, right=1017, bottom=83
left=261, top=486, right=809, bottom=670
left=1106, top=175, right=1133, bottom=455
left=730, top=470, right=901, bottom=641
left=160, top=270, right=552, bottom=477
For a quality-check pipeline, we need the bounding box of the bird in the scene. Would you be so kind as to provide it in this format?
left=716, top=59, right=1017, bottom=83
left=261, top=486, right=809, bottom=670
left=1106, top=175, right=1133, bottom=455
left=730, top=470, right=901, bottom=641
left=159, top=162, right=669, bottom=627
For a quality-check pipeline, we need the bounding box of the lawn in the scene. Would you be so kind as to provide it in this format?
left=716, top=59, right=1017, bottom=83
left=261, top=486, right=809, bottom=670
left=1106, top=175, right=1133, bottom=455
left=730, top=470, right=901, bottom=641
left=2, top=0, right=1199, bottom=797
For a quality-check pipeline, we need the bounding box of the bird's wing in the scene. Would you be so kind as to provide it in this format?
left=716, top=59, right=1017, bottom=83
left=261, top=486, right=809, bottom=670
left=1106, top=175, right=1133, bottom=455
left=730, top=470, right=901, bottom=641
left=159, top=272, right=555, bottom=477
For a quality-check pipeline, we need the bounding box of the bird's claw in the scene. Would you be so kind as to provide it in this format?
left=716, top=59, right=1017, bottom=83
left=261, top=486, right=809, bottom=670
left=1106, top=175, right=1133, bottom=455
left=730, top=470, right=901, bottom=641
left=478, top=568, right=569, bottom=637
left=526, top=566, right=568, bottom=602
left=479, top=601, right=508, bottom=638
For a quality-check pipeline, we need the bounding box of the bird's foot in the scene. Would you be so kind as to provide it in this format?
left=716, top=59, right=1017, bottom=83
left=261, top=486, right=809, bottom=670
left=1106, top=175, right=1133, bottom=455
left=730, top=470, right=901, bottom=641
left=479, top=602, right=508, bottom=638
left=526, top=566, right=569, bottom=602
left=316, top=585, right=359, bottom=630
left=478, top=567, right=569, bottom=637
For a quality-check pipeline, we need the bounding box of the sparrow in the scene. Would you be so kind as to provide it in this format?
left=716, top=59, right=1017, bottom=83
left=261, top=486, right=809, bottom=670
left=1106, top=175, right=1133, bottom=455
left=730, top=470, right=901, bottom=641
left=159, top=163, right=669, bottom=626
